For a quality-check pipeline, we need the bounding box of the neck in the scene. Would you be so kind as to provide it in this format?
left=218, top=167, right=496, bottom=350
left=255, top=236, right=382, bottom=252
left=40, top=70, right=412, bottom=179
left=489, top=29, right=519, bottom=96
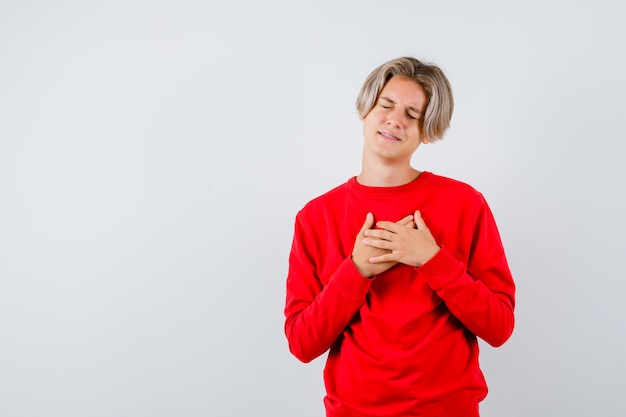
left=356, top=155, right=420, bottom=187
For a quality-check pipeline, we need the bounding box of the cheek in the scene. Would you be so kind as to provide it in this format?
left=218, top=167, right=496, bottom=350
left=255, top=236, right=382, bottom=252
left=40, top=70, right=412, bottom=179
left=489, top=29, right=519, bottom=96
left=363, top=117, right=380, bottom=133
left=407, top=125, right=422, bottom=138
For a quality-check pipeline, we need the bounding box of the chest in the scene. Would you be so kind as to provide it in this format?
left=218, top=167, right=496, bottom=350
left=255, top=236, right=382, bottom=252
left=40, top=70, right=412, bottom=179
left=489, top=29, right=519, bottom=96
left=314, top=191, right=475, bottom=286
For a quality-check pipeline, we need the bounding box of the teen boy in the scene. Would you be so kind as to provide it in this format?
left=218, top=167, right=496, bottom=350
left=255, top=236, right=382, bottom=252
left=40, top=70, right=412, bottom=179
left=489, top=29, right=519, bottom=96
left=284, top=57, right=516, bottom=417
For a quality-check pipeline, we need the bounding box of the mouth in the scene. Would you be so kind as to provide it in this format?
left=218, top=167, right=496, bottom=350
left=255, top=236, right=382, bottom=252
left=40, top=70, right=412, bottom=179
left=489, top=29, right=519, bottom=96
left=379, top=131, right=401, bottom=141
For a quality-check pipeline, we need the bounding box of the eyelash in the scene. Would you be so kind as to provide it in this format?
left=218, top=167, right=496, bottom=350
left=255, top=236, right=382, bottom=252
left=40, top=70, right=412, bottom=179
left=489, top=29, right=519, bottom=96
left=380, top=103, right=418, bottom=121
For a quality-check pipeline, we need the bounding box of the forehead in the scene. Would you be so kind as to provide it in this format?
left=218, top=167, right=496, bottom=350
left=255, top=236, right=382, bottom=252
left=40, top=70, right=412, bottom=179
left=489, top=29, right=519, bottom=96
left=379, top=76, right=428, bottom=109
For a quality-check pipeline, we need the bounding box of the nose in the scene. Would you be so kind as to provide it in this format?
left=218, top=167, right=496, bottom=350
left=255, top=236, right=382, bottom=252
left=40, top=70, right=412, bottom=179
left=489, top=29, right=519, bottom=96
left=386, top=109, right=402, bottom=128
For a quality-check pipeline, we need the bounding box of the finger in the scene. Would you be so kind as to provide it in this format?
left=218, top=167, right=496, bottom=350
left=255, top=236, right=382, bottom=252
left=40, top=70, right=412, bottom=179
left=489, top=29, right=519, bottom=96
left=363, top=237, right=393, bottom=250
left=376, top=221, right=403, bottom=233
left=413, top=210, right=428, bottom=230
left=364, top=228, right=392, bottom=240
left=396, top=215, right=414, bottom=226
left=369, top=252, right=397, bottom=264
left=359, top=212, right=374, bottom=235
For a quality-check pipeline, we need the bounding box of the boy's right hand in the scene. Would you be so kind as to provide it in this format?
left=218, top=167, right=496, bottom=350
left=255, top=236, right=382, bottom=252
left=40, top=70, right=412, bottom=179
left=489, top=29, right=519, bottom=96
left=351, top=212, right=414, bottom=278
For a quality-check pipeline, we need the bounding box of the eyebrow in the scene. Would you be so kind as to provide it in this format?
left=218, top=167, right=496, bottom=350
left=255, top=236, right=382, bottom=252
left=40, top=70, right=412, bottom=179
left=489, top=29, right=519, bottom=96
left=379, top=96, right=423, bottom=116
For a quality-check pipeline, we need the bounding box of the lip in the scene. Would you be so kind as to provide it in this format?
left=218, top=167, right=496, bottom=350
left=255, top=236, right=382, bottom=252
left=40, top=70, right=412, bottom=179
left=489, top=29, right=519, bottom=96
left=378, top=131, right=401, bottom=141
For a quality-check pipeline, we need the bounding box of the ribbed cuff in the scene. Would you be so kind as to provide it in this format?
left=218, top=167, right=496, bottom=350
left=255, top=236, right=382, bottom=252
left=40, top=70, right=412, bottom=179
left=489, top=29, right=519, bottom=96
left=417, top=247, right=466, bottom=291
left=331, top=257, right=375, bottom=301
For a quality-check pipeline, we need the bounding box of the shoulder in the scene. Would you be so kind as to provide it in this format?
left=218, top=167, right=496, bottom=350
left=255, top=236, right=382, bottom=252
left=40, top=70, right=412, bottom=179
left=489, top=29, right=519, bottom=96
left=297, top=180, right=351, bottom=218
left=424, top=172, right=486, bottom=204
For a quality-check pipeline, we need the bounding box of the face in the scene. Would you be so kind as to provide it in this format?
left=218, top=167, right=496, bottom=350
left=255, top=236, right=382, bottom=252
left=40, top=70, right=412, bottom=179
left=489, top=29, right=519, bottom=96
left=361, top=76, right=429, bottom=164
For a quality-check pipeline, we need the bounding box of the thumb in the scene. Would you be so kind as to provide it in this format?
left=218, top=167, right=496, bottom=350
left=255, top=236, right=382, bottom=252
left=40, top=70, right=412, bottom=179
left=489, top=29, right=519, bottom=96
left=414, top=210, right=428, bottom=230
left=360, top=212, right=374, bottom=233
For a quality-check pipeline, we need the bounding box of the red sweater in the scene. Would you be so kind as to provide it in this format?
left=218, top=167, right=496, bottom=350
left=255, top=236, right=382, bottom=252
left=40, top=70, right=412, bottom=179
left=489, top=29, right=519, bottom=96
left=284, top=172, right=515, bottom=417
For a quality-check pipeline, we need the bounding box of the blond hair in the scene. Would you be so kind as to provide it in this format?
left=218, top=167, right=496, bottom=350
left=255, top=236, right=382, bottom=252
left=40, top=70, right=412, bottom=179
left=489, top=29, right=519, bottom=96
left=356, top=57, right=454, bottom=141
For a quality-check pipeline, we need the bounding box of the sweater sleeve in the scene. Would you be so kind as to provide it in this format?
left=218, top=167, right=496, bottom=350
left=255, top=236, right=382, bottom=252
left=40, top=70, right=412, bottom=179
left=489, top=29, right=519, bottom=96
left=418, top=195, right=516, bottom=347
left=284, top=213, right=372, bottom=363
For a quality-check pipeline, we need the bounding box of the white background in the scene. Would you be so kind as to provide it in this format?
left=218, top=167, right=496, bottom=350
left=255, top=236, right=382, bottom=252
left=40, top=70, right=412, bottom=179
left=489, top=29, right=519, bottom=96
left=1, top=1, right=625, bottom=416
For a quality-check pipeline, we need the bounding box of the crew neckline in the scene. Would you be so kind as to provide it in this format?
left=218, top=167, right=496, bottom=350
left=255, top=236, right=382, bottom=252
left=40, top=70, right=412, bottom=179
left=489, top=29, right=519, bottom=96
left=348, top=171, right=432, bottom=195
